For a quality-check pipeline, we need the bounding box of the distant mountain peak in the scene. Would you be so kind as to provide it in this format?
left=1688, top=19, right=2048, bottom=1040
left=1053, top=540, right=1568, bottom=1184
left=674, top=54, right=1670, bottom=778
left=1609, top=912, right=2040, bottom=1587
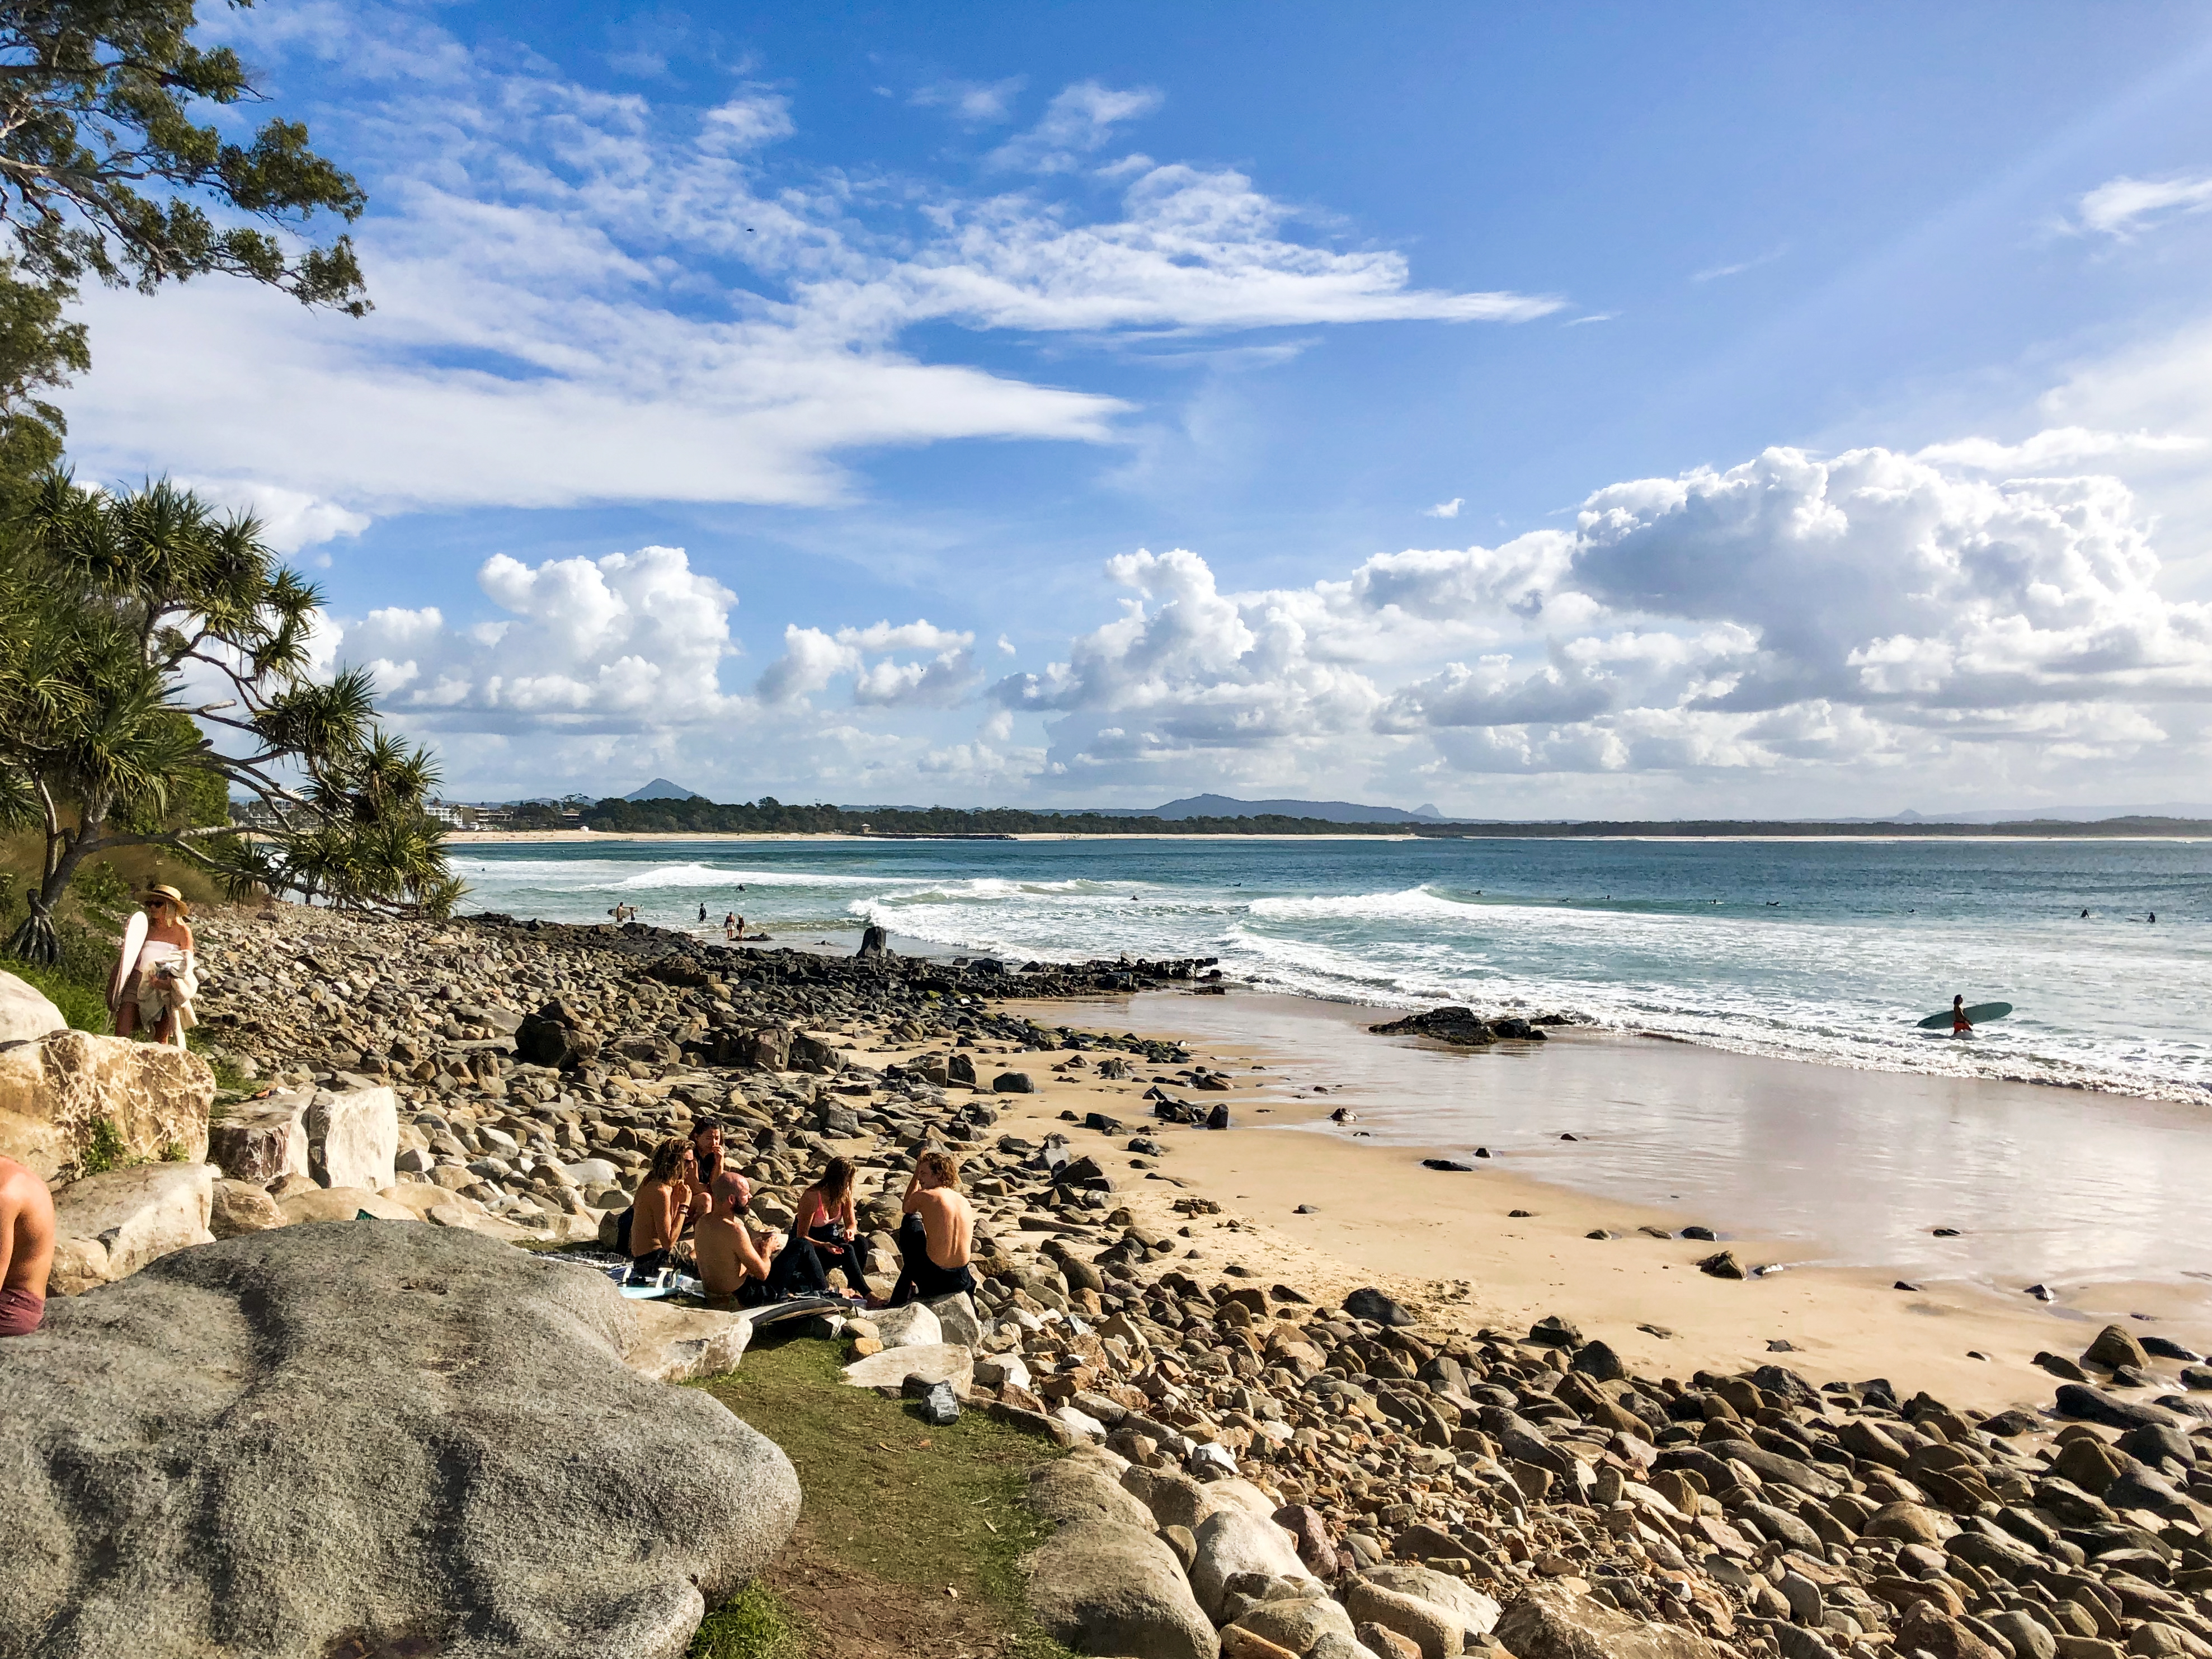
left=624, top=778, right=703, bottom=801
left=1149, top=793, right=1443, bottom=824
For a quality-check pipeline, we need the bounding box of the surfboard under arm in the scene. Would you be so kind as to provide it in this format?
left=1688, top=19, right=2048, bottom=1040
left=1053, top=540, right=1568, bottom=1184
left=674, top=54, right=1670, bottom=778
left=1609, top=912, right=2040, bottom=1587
left=1916, top=1001, right=2012, bottom=1030
left=109, top=910, right=149, bottom=1014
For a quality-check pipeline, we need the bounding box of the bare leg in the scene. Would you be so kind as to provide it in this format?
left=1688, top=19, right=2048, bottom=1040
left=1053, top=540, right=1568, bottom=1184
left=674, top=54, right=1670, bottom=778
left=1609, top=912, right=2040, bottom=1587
left=114, top=983, right=139, bottom=1040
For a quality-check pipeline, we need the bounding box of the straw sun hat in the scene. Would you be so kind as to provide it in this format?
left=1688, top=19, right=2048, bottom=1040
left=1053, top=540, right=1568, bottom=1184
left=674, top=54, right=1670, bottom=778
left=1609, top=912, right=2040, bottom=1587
left=142, top=883, right=190, bottom=917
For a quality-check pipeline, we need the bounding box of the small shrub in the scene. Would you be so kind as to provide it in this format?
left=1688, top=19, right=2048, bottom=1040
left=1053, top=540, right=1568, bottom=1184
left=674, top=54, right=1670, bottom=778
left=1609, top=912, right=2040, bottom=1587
left=80, top=1116, right=129, bottom=1176
left=161, top=1140, right=188, bottom=1162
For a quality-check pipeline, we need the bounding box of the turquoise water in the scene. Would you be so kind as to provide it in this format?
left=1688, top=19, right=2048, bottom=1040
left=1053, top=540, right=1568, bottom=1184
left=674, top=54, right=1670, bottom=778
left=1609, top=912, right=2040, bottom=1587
left=451, top=835, right=2211, bottom=1105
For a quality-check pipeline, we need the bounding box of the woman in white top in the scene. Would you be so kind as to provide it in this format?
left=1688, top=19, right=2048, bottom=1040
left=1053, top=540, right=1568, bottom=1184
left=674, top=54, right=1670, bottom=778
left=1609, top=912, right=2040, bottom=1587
left=114, top=885, right=198, bottom=1047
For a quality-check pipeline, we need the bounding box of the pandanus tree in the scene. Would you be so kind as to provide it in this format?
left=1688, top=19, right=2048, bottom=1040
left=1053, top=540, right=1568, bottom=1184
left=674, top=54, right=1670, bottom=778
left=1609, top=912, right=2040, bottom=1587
left=1, top=474, right=460, bottom=965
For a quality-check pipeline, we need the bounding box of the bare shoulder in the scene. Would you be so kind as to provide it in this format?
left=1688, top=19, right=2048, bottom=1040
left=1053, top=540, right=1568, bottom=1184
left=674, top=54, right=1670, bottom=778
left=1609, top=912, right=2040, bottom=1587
left=180, top=924, right=197, bottom=948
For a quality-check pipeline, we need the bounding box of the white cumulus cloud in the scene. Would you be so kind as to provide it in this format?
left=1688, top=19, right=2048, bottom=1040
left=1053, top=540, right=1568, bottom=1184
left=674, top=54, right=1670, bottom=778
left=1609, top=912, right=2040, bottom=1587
left=342, top=545, right=740, bottom=730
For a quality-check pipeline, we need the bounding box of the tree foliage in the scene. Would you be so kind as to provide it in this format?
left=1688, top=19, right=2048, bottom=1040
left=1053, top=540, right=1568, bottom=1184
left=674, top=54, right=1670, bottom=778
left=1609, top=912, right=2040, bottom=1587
left=0, top=1, right=368, bottom=499
left=0, top=1, right=367, bottom=304
left=1, top=474, right=459, bottom=965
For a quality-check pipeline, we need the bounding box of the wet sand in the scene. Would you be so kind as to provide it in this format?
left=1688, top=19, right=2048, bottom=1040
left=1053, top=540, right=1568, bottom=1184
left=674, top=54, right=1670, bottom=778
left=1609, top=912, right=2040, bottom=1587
left=876, top=986, right=2212, bottom=1416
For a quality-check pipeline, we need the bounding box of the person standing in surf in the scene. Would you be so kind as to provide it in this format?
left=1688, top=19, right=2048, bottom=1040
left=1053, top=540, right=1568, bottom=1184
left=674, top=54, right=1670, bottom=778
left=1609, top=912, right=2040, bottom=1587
left=1951, top=994, right=1973, bottom=1036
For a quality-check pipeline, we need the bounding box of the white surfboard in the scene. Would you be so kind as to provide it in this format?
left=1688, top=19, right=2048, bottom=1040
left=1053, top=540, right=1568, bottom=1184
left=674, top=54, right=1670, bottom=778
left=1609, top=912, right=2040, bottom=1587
left=109, top=908, right=148, bottom=1016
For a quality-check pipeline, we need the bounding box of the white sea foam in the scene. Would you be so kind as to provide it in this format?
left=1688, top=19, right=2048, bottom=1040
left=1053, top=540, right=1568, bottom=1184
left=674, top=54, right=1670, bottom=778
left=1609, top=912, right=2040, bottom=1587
left=451, top=838, right=2212, bottom=1105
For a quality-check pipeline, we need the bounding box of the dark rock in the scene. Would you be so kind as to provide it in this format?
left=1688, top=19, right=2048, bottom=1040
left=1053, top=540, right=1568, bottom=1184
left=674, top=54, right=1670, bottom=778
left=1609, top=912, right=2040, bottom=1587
left=1368, top=1006, right=1496, bottom=1047
left=948, top=1053, right=977, bottom=1087
left=1422, top=1158, right=1476, bottom=1172
left=2036, top=1351, right=2092, bottom=1382
left=0, top=1224, right=798, bottom=1658
left=514, top=1003, right=601, bottom=1070
left=919, top=1381, right=961, bottom=1426
left=1570, top=1340, right=1624, bottom=1382
left=1680, top=1225, right=1717, bottom=1240
left=1527, top=1314, right=1583, bottom=1347
left=2084, top=1323, right=2150, bottom=1373
left=855, top=925, right=889, bottom=958
left=2055, top=1383, right=2184, bottom=1431
left=1479, top=1407, right=1573, bottom=1478
left=2140, top=1336, right=2203, bottom=1362
left=1702, top=1437, right=1841, bottom=1499
left=2117, top=1422, right=2197, bottom=1467
left=1739, top=1500, right=1822, bottom=1554
left=994, top=1071, right=1036, bottom=1094
left=1344, top=1287, right=1415, bottom=1327
left=1697, top=1249, right=1745, bottom=1280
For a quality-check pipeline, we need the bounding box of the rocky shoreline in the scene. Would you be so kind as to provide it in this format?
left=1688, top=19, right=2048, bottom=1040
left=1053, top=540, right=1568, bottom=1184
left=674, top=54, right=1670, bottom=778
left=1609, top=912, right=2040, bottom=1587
left=14, top=901, right=2212, bottom=1659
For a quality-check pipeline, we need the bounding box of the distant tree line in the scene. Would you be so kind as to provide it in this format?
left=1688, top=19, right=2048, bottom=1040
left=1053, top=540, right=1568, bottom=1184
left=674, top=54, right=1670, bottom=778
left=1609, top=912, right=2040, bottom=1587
left=573, top=796, right=1418, bottom=836
left=561, top=797, right=2209, bottom=839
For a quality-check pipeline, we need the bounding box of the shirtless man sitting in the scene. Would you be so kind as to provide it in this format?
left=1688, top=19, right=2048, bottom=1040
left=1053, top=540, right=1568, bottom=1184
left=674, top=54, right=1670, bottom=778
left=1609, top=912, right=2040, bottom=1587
left=889, top=1149, right=975, bottom=1306
left=627, top=1137, right=696, bottom=1277
left=694, top=1172, right=779, bottom=1301
left=1, top=1154, right=57, bottom=1336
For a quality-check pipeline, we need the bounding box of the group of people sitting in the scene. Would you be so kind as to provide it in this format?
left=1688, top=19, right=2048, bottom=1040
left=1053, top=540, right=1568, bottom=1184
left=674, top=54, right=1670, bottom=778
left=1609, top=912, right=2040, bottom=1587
left=618, top=1119, right=973, bottom=1309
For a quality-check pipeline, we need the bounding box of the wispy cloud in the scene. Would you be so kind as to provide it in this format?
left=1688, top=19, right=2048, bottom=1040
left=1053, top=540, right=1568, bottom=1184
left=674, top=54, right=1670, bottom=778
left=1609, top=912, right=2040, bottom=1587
left=2073, top=172, right=2212, bottom=238
left=987, top=80, right=1163, bottom=173
left=1564, top=311, right=1618, bottom=327
left=1424, top=497, right=1463, bottom=518
left=1915, top=426, right=2204, bottom=470
left=910, top=76, right=1026, bottom=125
left=1691, top=247, right=1786, bottom=283
left=62, top=15, right=1565, bottom=523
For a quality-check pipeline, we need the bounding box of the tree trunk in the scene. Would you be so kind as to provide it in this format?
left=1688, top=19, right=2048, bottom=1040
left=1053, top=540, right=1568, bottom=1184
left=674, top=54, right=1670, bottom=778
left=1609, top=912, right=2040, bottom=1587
left=4, top=816, right=97, bottom=968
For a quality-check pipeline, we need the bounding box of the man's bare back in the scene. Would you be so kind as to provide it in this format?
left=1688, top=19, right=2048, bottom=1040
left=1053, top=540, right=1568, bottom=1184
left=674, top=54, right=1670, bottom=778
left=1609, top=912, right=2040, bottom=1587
left=0, top=1154, right=55, bottom=1335
left=910, top=1182, right=972, bottom=1270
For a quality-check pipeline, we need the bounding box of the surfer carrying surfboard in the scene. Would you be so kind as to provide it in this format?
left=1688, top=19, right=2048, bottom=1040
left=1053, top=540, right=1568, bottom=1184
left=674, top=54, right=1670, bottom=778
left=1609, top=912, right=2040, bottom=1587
left=111, top=885, right=199, bottom=1047
left=1951, top=994, right=1972, bottom=1036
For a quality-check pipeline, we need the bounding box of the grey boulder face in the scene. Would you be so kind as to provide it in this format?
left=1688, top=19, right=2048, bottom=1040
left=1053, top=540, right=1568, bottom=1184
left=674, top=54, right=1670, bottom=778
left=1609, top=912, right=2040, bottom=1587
left=1024, top=1518, right=1220, bottom=1659
left=1, top=1223, right=799, bottom=1659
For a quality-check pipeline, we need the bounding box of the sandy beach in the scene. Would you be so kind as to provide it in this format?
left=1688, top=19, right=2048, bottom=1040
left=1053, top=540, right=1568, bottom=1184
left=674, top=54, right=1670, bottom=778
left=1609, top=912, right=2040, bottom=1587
left=826, top=981, right=2212, bottom=1417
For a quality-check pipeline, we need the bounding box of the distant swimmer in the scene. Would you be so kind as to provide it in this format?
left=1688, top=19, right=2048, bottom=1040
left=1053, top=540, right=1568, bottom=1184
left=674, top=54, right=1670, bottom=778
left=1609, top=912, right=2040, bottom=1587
left=2082, top=908, right=2090, bottom=918
left=698, top=903, right=707, bottom=923
left=1952, top=995, right=1973, bottom=1036
left=2149, top=911, right=2157, bottom=924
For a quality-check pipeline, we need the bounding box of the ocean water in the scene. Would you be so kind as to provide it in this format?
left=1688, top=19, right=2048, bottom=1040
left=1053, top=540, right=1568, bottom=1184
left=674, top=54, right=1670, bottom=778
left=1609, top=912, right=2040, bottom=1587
left=451, top=835, right=2211, bottom=1105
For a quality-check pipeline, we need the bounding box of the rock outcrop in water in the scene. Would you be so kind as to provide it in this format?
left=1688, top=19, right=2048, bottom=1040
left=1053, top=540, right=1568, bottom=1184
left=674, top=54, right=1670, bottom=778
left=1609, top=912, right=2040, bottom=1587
left=1369, top=1005, right=1567, bottom=1045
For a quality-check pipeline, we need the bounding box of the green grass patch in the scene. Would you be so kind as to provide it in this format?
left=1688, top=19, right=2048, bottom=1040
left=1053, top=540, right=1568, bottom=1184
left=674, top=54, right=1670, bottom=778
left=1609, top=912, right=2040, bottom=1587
left=694, top=1335, right=1075, bottom=1659
left=688, top=1582, right=805, bottom=1659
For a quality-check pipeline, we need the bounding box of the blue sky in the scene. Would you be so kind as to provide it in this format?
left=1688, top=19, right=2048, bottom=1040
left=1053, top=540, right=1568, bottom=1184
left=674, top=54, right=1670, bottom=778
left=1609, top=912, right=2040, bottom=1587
left=62, top=1, right=2212, bottom=812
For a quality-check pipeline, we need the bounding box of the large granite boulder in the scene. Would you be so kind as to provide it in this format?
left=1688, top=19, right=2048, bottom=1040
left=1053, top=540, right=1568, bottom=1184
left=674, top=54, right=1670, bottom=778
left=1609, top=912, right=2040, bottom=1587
left=47, top=1162, right=217, bottom=1294
left=0, top=1223, right=799, bottom=1659
left=1190, top=1508, right=1317, bottom=1620
left=0, top=969, right=65, bottom=1044
left=1024, top=1517, right=1219, bottom=1659
left=208, top=1087, right=310, bottom=1183
left=307, top=1081, right=398, bottom=1190
left=0, top=1028, right=214, bottom=1179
